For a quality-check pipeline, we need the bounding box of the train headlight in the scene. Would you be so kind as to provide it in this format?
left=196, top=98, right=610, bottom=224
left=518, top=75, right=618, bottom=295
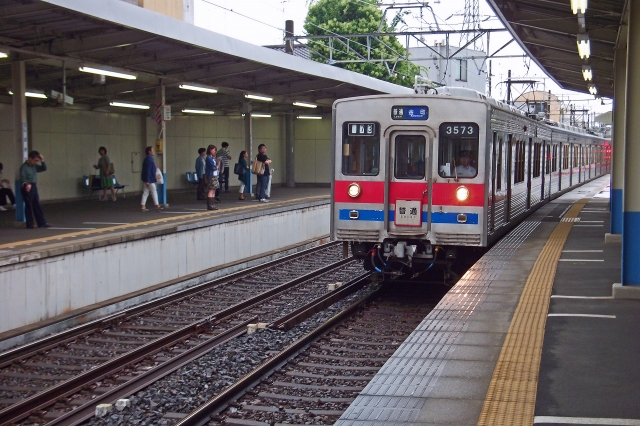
left=456, top=186, right=470, bottom=202
left=347, top=183, right=361, bottom=198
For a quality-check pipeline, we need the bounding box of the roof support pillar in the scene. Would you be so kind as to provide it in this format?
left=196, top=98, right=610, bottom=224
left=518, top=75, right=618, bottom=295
left=611, top=29, right=627, bottom=236
left=243, top=102, right=253, bottom=195
left=12, top=60, right=27, bottom=224
left=156, top=84, right=167, bottom=205
left=286, top=114, right=295, bottom=187
left=622, top=2, right=640, bottom=286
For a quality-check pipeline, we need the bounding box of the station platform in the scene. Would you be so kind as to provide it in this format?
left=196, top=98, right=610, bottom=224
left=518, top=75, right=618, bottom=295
left=337, top=176, right=640, bottom=426
left=0, top=186, right=331, bottom=346
left=0, top=186, right=330, bottom=250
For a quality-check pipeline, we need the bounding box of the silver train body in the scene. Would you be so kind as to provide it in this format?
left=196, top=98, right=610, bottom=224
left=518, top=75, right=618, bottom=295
left=330, top=87, right=610, bottom=276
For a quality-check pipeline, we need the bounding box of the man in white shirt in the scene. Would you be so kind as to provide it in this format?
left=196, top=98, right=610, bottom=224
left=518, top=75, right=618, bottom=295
left=455, top=150, right=477, bottom=177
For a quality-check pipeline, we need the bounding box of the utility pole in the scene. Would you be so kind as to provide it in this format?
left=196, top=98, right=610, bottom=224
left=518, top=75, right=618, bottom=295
left=506, top=70, right=512, bottom=105
left=488, top=60, right=492, bottom=96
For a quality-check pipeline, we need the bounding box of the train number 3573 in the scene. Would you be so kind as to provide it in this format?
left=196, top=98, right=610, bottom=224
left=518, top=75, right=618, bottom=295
left=445, top=125, right=475, bottom=135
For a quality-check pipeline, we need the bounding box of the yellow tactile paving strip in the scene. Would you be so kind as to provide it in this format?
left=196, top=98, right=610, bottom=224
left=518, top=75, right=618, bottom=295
left=477, top=199, right=589, bottom=426
left=0, top=195, right=328, bottom=251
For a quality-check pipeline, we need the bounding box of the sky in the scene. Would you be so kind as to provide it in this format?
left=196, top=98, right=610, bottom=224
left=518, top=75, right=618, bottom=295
left=193, top=0, right=612, bottom=119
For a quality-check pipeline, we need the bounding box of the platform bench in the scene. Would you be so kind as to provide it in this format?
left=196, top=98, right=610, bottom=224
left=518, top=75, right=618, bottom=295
left=83, top=175, right=127, bottom=198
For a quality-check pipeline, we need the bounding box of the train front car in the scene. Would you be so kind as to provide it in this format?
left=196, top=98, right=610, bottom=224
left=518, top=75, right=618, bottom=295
left=331, top=94, right=488, bottom=279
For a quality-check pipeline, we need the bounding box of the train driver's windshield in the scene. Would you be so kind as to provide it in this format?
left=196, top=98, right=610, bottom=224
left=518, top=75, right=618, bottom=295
left=438, top=122, right=479, bottom=178
left=342, top=122, right=380, bottom=176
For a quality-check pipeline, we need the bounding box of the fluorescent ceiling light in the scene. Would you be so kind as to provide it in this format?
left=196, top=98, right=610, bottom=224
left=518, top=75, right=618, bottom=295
left=571, top=0, right=588, bottom=14
left=577, top=34, right=590, bottom=59
left=182, top=108, right=215, bottom=115
left=8, top=89, right=47, bottom=99
left=110, top=101, right=150, bottom=110
left=179, top=83, right=217, bottom=94
left=0, top=51, right=8, bottom=59
left=297, top=115, right=322, bottom=120
left=588, top=84, right=597, bottom=95
left=582, top=65, right=592, bottom=81
left=251, top=113, right=272, bottom=118
left=245, top=94, right=273, bottom=102
left=80, top=66, right=137, bottom=80
left=293, top=101, right=317, bottom=108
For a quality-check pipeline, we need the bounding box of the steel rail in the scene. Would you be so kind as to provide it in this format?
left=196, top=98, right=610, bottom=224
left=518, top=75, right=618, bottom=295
left=47, top=317, right=257, bottom=426
left=174, top=285, right=383, bottom=426
left=0, top=241, right=339, bottom=368
left=0, top=255, right=354, bottom=425
left=269, top=273, right=371, bottom=331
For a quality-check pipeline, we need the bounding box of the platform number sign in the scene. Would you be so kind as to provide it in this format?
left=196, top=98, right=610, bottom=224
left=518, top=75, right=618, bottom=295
left=347, top=122, right=376, bottom=137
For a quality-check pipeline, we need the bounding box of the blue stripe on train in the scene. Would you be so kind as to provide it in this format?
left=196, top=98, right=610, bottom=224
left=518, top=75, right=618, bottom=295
left=338, top=209, right=478, bottom=224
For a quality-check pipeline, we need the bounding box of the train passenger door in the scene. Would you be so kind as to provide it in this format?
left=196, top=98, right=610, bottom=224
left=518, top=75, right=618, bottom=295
left=387, top=132, right=430, bottom=234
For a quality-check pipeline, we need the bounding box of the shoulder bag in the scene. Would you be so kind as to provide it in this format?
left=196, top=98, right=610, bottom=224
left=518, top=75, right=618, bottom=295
left=107, top=162, right=115, bottom=176
left=233, top=163, right=245, bottom=176
left=251, top=159, right=265, bottom=175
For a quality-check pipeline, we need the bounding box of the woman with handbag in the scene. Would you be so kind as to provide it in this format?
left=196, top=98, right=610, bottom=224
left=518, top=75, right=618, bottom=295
left=205, top=144, right=220, bottom=211
left=93, top=146, right=116, bottom=201
left=236, top=151, right=251, bottom=200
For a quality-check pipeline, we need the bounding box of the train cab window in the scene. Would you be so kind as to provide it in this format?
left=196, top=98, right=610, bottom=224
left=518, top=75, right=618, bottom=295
left=341, top=122, right=380, bottom=176
left=438, top=122, right=479, bottom=178
left=394, top=135, right=426, bottom=179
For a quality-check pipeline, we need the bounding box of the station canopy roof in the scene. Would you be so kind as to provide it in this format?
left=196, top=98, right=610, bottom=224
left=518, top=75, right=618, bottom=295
left=0, top=0, right=412, bottom=115
left=486, top=0, right=626, bottom=100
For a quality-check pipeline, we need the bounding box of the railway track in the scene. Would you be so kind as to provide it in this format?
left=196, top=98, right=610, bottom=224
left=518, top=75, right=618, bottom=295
left=173, top=283, right=444, bottom=426
left=0, top=243, right=360, bottom=425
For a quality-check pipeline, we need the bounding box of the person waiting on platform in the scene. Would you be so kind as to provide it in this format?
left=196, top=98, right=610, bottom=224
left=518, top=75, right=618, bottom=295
left=455, top=150, right=477, bottom=177
left=20, top=151, right=51, bottom=228
left=217, top=141, right=232, bottom=193
left=205, top=144, right=220, bottom=210
left=93, top=146, right=116, bottom=201
left=195, top=147, right=206, bottom=201
left=255, top=143, right=272, bottom=203
left=140, top=146, right=163, bottom=212
left=237, top=150, right=250, bottom=200
left=0, top=162, right=16, bottom=211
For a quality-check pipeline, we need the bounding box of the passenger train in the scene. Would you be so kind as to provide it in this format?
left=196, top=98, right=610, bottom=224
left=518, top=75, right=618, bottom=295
left=331, top=87, right=610, bottom=278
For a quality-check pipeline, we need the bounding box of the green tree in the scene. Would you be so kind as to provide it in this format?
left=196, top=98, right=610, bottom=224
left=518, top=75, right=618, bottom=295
left=304, top=0, right=422, bottom=88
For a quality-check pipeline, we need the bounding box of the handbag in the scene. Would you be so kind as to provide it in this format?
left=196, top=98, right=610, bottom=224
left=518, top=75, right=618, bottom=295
left=233, top=163, right=245, bottom=176
left=107, top=162, right=115, bottom=175
left=155, top=169, right=164, bottom=184
left=251, top=159, right=265, bottom=175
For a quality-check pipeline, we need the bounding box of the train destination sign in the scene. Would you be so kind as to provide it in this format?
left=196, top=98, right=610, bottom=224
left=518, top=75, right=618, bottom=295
left=347, top=122, right=376, bottom=136
left=391, top=105, right=429, bottom=120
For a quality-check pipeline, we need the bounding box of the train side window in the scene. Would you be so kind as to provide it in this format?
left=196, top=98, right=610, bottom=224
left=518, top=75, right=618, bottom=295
left=341, top=122, right=380, bottom=176
left=533, top=142, right=541, bottom=178
left=552, top=145, right=558, bottom=172
left=514, top=139, right=525, bottom=184
left=562, top=144, right=569, bottom=170
left=394, top=135, right=426, bottom=179
left=438, top=122, right=479, bottom=178
left=496, top=136, right=503, bottom=190
left=572, top=144, right=578, bottom=168
left=545, top=144, right=551, bottom=175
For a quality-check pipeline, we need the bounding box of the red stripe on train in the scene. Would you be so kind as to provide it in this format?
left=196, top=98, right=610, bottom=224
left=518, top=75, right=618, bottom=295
left=334, top=180, right=485, bottom=207
left=334, top=180, right=384, bottom=203
left=431, top=183, right=485, bottom=206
